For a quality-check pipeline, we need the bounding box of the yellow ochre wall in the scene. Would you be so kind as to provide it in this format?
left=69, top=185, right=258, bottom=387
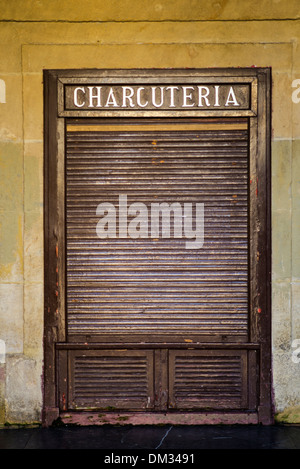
left=0, top=0, right=300, bottom=424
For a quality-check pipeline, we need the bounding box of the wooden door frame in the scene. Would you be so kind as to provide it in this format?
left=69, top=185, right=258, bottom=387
left=43, top=68, right=272, bottom=427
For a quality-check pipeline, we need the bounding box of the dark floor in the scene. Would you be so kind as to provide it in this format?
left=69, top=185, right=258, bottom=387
left=0, top=424, right=300, bottom=450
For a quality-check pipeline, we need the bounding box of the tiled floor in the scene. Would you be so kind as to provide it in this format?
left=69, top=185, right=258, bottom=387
left=0, top=424, right=300, bottom=449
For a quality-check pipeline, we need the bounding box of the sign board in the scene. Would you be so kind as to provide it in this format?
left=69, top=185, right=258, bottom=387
left=57, top=69, right=257, bottom=117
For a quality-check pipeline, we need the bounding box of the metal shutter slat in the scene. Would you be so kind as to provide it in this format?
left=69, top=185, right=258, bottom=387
left=66, top=120, right=249, bottom=339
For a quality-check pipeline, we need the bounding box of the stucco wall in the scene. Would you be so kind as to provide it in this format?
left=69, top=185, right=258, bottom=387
left=0, top=0, right=300, bottom=424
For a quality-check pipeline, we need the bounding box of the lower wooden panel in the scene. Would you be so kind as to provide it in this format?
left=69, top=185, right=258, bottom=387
left=58, top=349, right=155, bottom=411
left=169, top=349, right=249, bottom=410
left=57, top=345, right=258, bottom=413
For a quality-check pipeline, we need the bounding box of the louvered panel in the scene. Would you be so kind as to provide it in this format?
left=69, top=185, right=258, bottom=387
left=169, top=350, right=248, bottom=409
left=65, top=120, right=249, bottom=338
left=68, top=350, right=154, bottom=410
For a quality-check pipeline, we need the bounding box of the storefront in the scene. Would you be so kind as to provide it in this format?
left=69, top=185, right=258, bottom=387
left=43, top=68, right=272, bottom=425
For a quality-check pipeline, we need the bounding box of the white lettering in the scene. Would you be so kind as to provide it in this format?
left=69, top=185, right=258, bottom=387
left=225, top=86, right=239, bottom=106
left=122, top=86, right=135, bottom=108
left=118, top=194, right=128, bottom=238
left=137, top=87, right=148, bottom=107
left=0, top=79, right=6, bottom=104
left=149, top=454, right=168, bottom=464
left=96, top=203, right=116, bottom=238
left=166, top=86, right=179, bottom=107
left=105, top=88, right=118, bottom=107
left=292, top=79, right=300, bottom=104
left=292, top=339, right=300, bottom=364
left=88, top=86, right=102, bottom=108
left=0, top=339, right=5, bottom=364
left=71, top=84, right=243, bottom=109
left=184, top=202, right=205, bottom=249
left=198, top=86, right=210, bottom=107
left=74, top=87, right=85, bottom=107
left=151, top=86, right=165, bottom=108
left=96, top=195, right=205, bottom=249
left=214, top=85, right=220, bottom=107
left=151, top=202, right=182, bottom=238
left=182, top=86, right=195, bottom=107
left=104, top=453, right=139, bottom=466
left=128, top=202, right=148, bottom=238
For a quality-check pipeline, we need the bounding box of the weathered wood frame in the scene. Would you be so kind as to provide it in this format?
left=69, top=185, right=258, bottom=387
left=43, top=68, right=271, bottom=426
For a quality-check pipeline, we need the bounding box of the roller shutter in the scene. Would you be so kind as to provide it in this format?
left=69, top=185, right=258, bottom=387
left=65, top=119, right=249, bottom=342
left=54, top=118, right=257, bottom=413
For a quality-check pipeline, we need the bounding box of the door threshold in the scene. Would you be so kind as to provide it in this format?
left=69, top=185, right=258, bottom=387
left=60, top=411, right=259, bottom=426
